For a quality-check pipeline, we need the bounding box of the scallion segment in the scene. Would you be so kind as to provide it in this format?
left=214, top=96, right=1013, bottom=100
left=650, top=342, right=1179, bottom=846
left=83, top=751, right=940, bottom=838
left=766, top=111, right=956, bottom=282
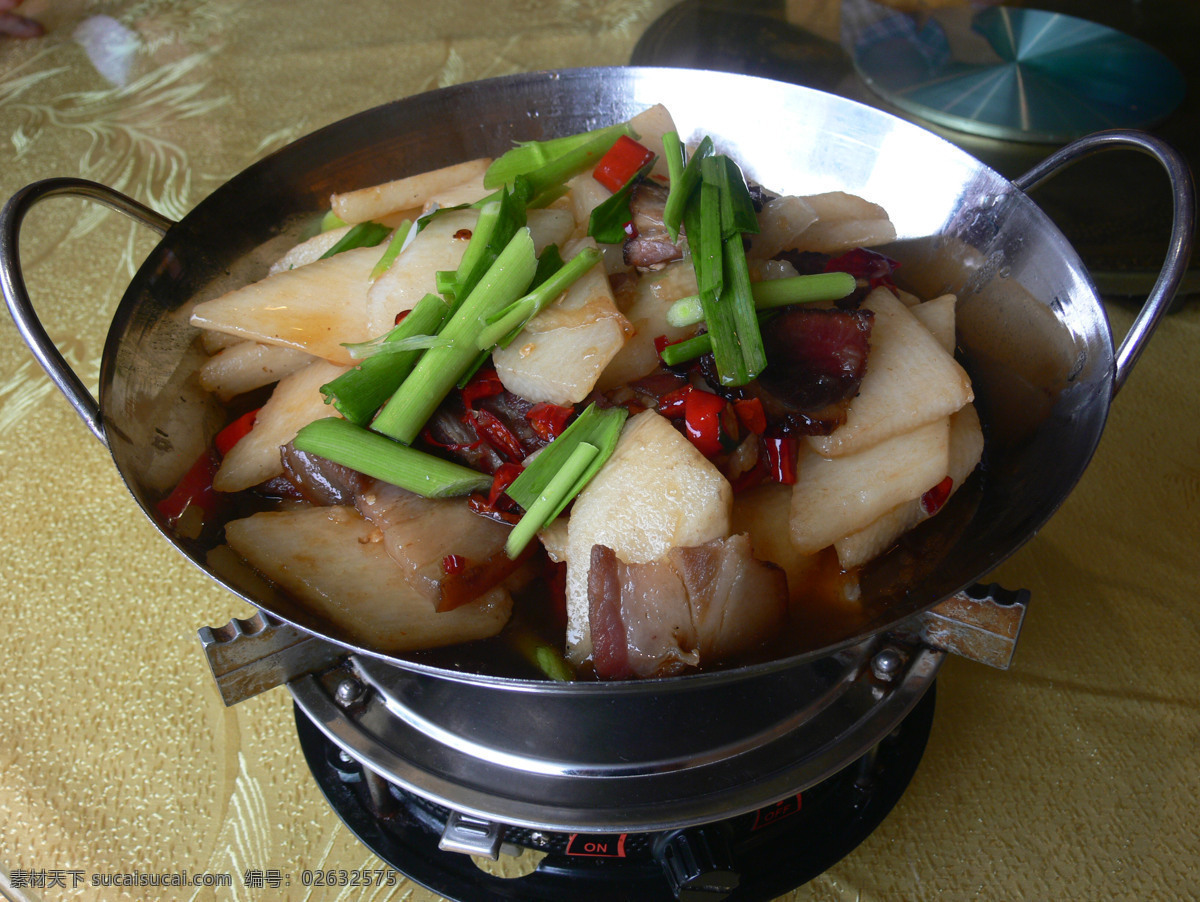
left=665, top=272, right=858, bottom=327
left=476, top=245, right=601, bottom=350
left=320, top=293, right=450, bottom=425
left=721, top=222, right=767, bottom=381
left=505, top=441, right=599, bottom=559
left=662, top=134, right=712, bottom=244
left=505, top=402, right=627, bottom=522
left=319, top=220, right=392, bottom=260
left=587, top=157, right=656, bottom=245
left=370, top=227, right=539, bottom=444
left=293, top=417, right=491, bottom=498
left=369, top=219, right=414, bottom=282
left=483, top=123, right=635, bottom=189
left=320, top=210, right=347, bottom=232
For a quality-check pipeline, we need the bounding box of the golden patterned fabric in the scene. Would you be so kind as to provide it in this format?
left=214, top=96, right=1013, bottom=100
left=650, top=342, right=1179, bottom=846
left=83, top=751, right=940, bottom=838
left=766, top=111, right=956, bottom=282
left=2, top=2, right=1198, bottom=900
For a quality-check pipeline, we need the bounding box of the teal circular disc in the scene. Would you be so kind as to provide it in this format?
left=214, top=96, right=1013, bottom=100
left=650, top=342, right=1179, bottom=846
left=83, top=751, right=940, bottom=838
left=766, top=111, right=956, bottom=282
left=852, top=6, right=1187, bottom=143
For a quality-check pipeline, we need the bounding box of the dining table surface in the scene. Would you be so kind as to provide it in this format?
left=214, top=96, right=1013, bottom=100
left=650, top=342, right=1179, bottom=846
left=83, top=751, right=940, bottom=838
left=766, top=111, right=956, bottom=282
left=1, top=1, right=1197, bottom=900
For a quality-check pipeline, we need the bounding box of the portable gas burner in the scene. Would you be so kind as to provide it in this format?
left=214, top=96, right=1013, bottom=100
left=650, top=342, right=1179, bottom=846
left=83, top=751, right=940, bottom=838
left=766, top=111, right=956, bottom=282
left=200, top=585, right=1026, bottom=901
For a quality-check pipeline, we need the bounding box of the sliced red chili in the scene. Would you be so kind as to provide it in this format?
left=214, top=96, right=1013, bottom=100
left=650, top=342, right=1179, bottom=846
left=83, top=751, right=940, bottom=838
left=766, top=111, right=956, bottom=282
left=214, top=408, right=259, bottom=456
left=460, top=367, right=505, bottom=411
left=442, top=553, right=466, bottom=575
left=921, top=476, right=954, bottom=515
left=592, top=135, right=655, bottom=193
left=156, top=449, right=220, bottom=526
left=394, top=308, right=412, bottom=326
left=733, top=398, right=767, bottom=435
left=657, top=384, right=693, bottom=419
left=684, top=389, right=726, bottom=458
left=762, top=436, right=799, bottom=484
left=473, top=408, right=525, bottom=462
left=526, top=402, right=574, bottom=443
left=486, top=462, right=524, bottom=508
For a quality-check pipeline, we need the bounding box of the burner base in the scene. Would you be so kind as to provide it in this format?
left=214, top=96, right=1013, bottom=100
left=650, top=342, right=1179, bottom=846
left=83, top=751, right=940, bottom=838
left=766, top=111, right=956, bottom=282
left=295, top=685, right=936, bottom=901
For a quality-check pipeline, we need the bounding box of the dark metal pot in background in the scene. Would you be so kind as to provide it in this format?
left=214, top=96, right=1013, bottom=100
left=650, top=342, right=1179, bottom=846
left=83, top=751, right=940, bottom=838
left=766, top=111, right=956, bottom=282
left=1, top=68, right=1193, bottom=829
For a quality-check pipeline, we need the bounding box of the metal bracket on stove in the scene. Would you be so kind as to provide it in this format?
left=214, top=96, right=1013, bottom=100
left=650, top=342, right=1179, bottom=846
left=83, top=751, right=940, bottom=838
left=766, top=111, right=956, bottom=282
left=198, top=611, right=347, bottom=706
left=895, top=583, right=1030, bottom=670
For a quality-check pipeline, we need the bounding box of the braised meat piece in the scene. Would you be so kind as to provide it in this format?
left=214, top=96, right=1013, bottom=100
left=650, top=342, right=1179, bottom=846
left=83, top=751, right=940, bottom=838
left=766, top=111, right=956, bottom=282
left=623, top=181, right=684, bottom=270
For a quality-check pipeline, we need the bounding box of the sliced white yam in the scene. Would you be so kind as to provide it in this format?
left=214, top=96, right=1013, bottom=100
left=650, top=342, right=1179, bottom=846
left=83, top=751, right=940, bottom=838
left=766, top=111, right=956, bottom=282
left=225, top=506, right=512, bottom=651
left=746, top=195, right=818, bottom=259
left=808, top=287, right=972, bottom=458
left=422, top=169, right=491, bottom=211
left=894, top=287, right=923, bottom=308
left=269, top=226, right=350, bottom=275
left=200, top=328, right=241, bottom=354
left=627, top=103, right=677, bottom=182
left=730, top=482, right=822, bottom=596
left=564, top=410, right=732, bottom=663
left=791, top=416, right=951, bottom=555
left=331, top=157, right=492, bottom=224
left=492, top=237, right=631, bottom=406
left=198, top=341, right=313, bottom=401
left=190, top=245, right=385, bottom=365
left=834, top=404, right=984, bottom=568
left=213, top=358, right=348, bottom=493
left=596, top=260, right=698, bottom=390
left=792, top=191, right=896, bottom=254
left=363, top=208, right=575, bottom=335
left=910, top=294, right=957, bottom=354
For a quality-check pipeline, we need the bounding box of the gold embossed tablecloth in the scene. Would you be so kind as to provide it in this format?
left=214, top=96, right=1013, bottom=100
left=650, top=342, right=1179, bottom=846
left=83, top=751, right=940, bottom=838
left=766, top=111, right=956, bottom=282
left=2, top=2, right=1198, bottom=900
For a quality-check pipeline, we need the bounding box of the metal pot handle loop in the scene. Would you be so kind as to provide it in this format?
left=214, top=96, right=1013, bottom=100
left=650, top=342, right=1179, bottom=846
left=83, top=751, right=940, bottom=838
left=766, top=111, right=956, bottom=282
left=0, top=178, right=175, bottom=446
left=1013, top=131, right=1195, bottom=397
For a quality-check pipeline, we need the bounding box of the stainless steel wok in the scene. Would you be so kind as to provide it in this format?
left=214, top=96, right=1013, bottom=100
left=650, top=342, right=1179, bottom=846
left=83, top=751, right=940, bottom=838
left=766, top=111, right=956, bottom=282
left=1, top=69, right=1193, bottom=826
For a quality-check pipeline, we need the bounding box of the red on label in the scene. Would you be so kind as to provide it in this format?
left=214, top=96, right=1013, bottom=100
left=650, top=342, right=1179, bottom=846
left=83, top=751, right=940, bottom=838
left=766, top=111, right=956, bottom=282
left=751, top=794, right=802, bottom=831
left=566, top=834, right=628, bottom=858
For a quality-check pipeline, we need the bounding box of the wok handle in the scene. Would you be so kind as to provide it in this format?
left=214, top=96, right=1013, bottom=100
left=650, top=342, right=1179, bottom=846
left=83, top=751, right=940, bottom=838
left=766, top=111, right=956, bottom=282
left=1013, top=131, right=1195, bottom=397
left=0, top=177, right=176, bottom=446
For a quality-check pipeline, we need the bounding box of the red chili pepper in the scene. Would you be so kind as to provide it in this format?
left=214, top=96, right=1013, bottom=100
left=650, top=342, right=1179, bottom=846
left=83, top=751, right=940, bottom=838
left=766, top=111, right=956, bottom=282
left=486, top=462, right=524, bottom=508
left=657, top=384, right=693, bottom=418
left=921, top=476, right=954, bottom=515
left=684, top=389, right=726, bottom=457
left=460, top=367, right=505, bottom=410
left=592, top=135, right=655, bottom=193
left=442, top=554, right=466, bottom=575
left=526, top=403, right=574, bottom=443
left=733, top=398, right=766, bottom=435
left=394, top=308, right=412, bottom=326
left=762, top=436, right=799, bottom=484
left=214, top=408, right=259, bottom=456
left=473, top=408, right=525, bottom=462
left=156, top=449, right=220, bottom=526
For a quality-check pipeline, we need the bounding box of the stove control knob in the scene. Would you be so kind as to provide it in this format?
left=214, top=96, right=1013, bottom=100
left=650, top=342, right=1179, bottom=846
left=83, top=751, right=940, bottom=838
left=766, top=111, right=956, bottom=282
left=657, top=826, right=740, bottom=901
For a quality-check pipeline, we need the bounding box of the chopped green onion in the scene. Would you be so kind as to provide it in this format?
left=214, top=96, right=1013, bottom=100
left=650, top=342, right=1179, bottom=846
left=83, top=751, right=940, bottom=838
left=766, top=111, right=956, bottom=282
left=320, top=210, right=347, bottom=232
left=509, top=624, right=574, bottom=681
left=445, top=184, right=529, bottom=307
left=320, top=293, right=450, bottom=425
left=319, top=220, right=392, bottom=260
left=483, top=122, right=635, bottom=189
left=476, top=245, right=601, bottom=350
left=505, top=441, right=599, bottom=559
left=505, top=403, right=626, bottom=518
left=721, top=228, right=767, bottom=380
left=717, top=156, right=759, bottom=238
left=663, top=135, right=712, bottom=244
left=369, top=219, right=414, bottom=282
left=665, top=272, right=858, bottom=327
left=341, top=333, right=453, bottom=359
left=371, top=227, right=539, bottom=444
left=293, top=417, right=491, bottom=498
left=659, top=331, right=714, bottom=367
left=521, top=129, right=631, bottom=207
left=587, top=157, right=656, bottom=245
